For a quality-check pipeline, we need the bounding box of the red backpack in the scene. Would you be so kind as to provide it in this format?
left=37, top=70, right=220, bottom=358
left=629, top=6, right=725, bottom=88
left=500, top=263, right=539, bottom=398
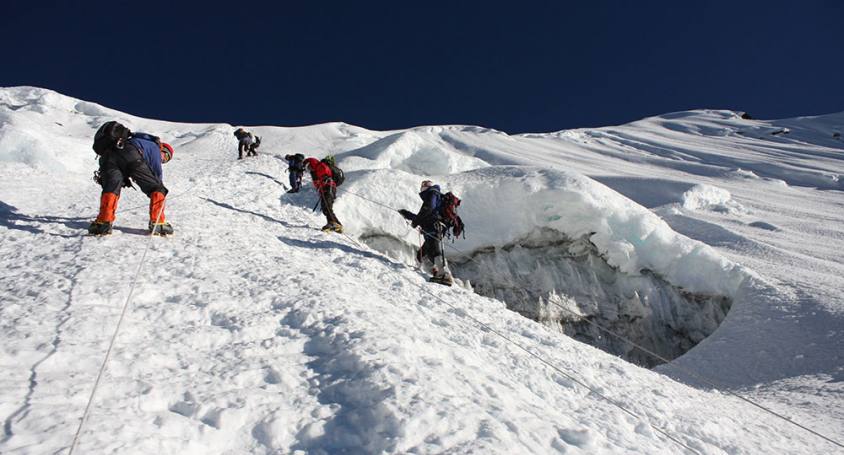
left=439, top=192, right=465, bottom=239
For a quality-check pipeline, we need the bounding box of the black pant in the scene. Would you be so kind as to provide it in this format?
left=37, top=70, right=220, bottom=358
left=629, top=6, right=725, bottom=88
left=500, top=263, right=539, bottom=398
left=289, top=171, right=303, bottom=190
left=420, top=224, right=443, bottom=263
left=319, top=186, right=340, bottom=225
left=99, top=144, right=167, bottom=196
left=238, top=142, right=258, bottom=158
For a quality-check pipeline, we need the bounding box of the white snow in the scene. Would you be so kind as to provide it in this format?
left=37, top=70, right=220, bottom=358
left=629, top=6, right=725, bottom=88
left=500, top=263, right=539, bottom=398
left=1, top=87, right=842, bottom=454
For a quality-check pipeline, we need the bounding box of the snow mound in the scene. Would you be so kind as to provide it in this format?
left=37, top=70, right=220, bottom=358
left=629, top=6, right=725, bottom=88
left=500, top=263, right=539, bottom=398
left=339, top=129, right=490, bottom=176
left=681, top=184, right=745, bottom=214
left=0, top=88, right=99, bottom=172
left=346, top=165, right=748, bottom=294
left=347, top=165, right=749, bottom=364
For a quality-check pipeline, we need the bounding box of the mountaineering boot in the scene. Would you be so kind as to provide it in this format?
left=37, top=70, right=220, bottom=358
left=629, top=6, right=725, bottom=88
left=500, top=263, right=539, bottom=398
left=148, top=191, right=171, bottom=235
left=320, top=223, right=343, bottom=233
left=430, top=255, right=454, bottom=286
left=88, top=221, right=113, bottom=236
left=429, top=274, right=454, bottom=287
left=149, top=221, right=174, bottom=236
left=321, top=222, right=343, bottom=233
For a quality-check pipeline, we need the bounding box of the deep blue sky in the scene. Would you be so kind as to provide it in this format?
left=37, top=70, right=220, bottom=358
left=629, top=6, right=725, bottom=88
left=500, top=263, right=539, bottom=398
left=3, top=1, right=842, bottom=133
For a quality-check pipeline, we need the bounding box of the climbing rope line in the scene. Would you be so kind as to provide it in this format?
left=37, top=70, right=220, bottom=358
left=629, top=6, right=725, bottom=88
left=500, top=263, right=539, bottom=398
left=334, top=230, right=700, bottom=454
left=444, top=239, right=844, bottom=450
left=71, top=168, right=192, bottom=453
left=68, top=146, right=270, bottom=452
left=338, top=187, right=844, bottom=450
left=68, top=203, right=167, bottom=455
left=216, top=183, right=647, bottom=448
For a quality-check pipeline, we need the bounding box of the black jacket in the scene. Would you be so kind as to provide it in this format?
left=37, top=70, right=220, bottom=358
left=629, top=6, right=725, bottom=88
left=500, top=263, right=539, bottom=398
left=400, top=185, right=442, bottom=232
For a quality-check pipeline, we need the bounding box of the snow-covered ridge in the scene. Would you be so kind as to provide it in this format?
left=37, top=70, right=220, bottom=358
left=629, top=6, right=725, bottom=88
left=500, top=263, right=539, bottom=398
left=1, top=86, right=843, bottom=453
left=0, top=86, right=813, bottom=365
left=1, top=87, right=750, bottom=296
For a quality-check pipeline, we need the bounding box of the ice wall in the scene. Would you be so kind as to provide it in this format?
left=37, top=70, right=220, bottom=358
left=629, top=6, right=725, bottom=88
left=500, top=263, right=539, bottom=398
left=448, top=230, right=731, bottom=366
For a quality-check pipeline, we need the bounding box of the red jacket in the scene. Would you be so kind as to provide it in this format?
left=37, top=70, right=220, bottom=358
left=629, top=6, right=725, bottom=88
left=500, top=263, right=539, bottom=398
left=304, top=157, right=335, bottom=191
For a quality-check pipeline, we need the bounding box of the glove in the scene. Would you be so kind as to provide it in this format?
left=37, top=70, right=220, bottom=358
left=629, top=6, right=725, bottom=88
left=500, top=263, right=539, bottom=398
left=398, top=209, right=414, bottom=220
left=93, top=170, right=102, bottom=185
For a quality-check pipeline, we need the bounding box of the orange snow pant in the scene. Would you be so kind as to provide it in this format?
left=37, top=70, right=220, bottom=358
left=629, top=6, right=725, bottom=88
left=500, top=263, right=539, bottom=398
left=95, top=192, right=119, bottom=223
left=149, top=191, right=166, bottom=223
left=95, top=191, right=166, bottom=223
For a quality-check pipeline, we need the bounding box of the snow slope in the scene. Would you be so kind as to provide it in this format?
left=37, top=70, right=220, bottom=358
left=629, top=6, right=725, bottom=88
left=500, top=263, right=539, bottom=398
left=0, top=87, right=842, bottom=454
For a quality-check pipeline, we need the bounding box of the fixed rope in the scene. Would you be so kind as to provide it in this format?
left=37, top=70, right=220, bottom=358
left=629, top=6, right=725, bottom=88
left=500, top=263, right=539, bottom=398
left=338, top=187, right=844, bottom=450
left=169, top=181, right=699, bottom=453
left=68, top=200, right=168, bottom=454
left=69, top=144, right=268, bottom=452
left=333, top=230, right=701, bottom=454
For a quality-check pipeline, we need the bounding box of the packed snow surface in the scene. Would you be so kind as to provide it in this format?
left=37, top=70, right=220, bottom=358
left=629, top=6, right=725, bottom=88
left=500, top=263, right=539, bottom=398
left=1, top=87, right=843, bottom=454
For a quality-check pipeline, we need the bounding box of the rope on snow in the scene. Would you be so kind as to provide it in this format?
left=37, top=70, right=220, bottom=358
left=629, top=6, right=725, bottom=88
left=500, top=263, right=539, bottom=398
left=68, top=202, right=167, bottom=454
left=339, top=187, right=844, bottom=451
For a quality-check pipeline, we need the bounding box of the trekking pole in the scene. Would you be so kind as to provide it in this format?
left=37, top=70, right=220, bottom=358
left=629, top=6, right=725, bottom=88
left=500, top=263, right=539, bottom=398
left=439, top=223, right=447, bottom=264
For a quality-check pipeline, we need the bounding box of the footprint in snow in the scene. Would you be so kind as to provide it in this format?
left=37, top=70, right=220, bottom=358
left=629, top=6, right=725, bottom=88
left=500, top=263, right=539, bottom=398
left=264, top=367, right=283, bottom=385
left=210, top=312, right=242, bottom=331
left=748, top=221, right=779, bottom=231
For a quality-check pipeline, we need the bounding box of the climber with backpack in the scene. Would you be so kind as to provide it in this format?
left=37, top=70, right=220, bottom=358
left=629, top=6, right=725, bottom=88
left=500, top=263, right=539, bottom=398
left=233, top=128, right=260, bottom=159
left=303, top=155, right=344, bottom=233
left=88, top=121, right=175, bottom=236
left=284, top=153, right=306, bottom=193
left=398, top=180, right=464, bottom=286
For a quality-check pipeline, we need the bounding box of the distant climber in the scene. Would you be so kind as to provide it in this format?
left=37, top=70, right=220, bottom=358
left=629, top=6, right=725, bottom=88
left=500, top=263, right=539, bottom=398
left=304, top=156, right=343, bottom=233
left=285, top=153, right=306, bottom=193
left=88, top=122, right=175, bottom=236
left=233, top=128, right=260, bottom=159
left=399, top=180, right=455, bottom=286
